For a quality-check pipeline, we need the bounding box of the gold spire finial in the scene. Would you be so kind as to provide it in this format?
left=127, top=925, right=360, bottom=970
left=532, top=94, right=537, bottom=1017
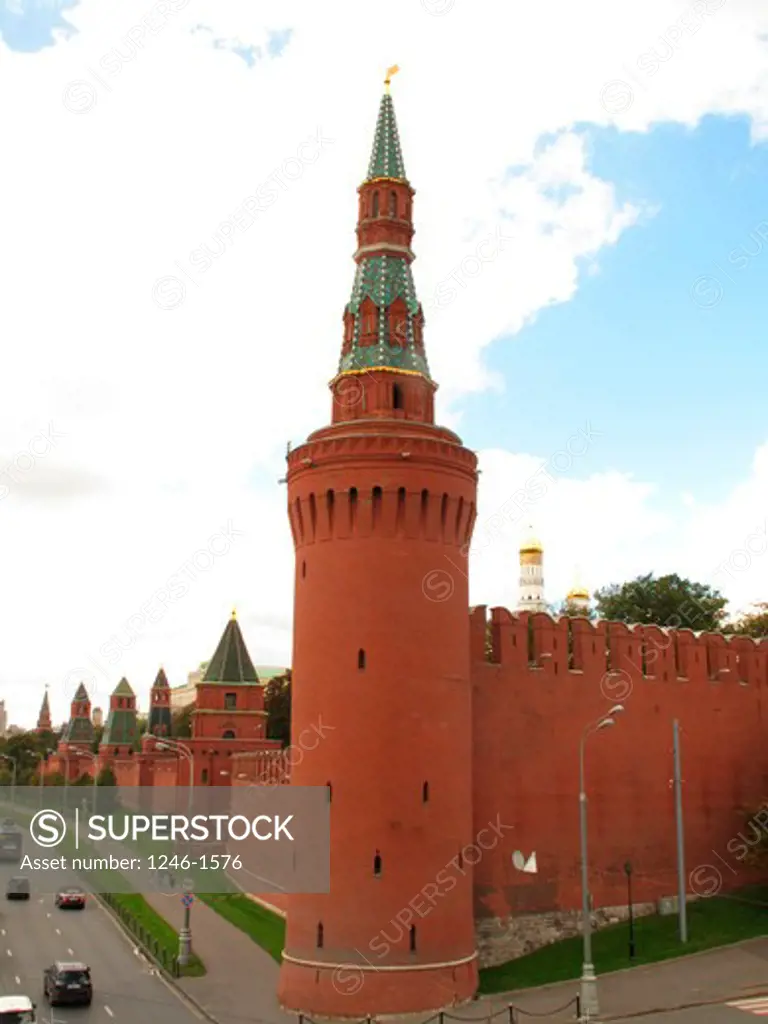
left=231, top=607, right=237, bottom=620
left=384, top=65, right=400, bottom=92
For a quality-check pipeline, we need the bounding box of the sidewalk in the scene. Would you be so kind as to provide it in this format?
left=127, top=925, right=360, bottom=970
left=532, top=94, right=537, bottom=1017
left=144, top=890, right=292, bottom=1024
left=482, top=936, right=768, bottom=1021
left=140, top=892, right=768, bottom=1024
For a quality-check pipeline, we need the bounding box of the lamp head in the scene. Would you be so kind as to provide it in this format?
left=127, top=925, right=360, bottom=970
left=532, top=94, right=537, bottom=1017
left=609, top=704, right=625, bottom=715
left=597, top=718, right=614, bottom=730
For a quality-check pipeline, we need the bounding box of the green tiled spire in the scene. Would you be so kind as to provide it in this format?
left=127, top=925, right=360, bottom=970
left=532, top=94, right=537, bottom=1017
left=101, top=678, right=138, bottom=748
left=338, top=84, right=431, bottom=381
left=202, top=610, right=260, bottom=685
left=339, top=255, right=430, bottom=377
left=60, top=682, right=94, bottom=746
left=152, top=668, right=170, bottom=689
left=113, top=677, right=133, bottom=697
left=366, top=92, right=407, bottom=182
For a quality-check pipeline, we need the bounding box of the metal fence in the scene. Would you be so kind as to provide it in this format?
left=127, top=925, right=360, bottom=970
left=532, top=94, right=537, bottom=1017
left=99, top=892, right=181, bottom=978
left=298, top=996, right=581, bottom=1024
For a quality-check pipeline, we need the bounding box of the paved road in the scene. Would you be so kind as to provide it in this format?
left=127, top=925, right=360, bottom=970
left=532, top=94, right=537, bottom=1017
left=0, top=863, right=204, bottom=1024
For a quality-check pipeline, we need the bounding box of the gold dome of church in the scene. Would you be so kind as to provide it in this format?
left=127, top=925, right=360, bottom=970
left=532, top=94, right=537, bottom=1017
left=519, top=527, right=543, bottom=555
left=567, top=586, right=590, bottom=601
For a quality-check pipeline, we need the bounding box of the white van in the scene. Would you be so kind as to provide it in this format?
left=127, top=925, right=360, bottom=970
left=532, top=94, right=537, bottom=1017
left=0, top=995, right=36, bottom=1022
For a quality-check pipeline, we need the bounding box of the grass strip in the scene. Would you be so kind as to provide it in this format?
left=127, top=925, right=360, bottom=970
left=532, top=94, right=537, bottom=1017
left=478, top=885, right=768, bottom=994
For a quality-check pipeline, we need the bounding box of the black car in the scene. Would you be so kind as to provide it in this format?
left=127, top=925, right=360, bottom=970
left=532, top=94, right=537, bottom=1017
left=43, top=962, right=92, bottom=1006
left=54, top=886, right=85, bottom=909
left=5, top=877, right=29, bottom=900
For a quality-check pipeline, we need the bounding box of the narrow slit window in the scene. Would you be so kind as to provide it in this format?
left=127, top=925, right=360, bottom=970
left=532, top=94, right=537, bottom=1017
left=326, top=782, right=332, bottom=802
left=392, top=383, right=403, bottom=409
left=316, top=922, right=324, bottom=948
left=389, top=190, right=397, bottom=217
left=358, top=648, right=366, bottom=670
left=373, top=851, right=382, bottom=876
left=409, top=925, right=416, bottom=952
left=372, top=192, right=379, bottom=217
left=422, top=781, right=429, bottom=802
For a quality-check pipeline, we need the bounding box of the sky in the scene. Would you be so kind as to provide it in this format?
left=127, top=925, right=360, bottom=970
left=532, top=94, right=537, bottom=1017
left=1, top=0, right=767, bottom=728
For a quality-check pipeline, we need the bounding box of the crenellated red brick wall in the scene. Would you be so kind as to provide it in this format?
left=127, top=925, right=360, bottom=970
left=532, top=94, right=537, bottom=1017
left=471, top=606, right=768, bottom=932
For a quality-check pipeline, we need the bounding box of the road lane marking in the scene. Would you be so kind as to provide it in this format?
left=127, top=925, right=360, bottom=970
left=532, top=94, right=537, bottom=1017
left=6, top=949, right=11, bottom=957
left=104, top=1007, right=114, bottom=1017
left=55, top=928, right=61, bottom=935
left=67, top=947, right=74, bottom=955
left=1, top=929, right=5, bottom=936
left=726, top=997, right=768, bottom=1015
left=14, top=976, right=19, bottom=985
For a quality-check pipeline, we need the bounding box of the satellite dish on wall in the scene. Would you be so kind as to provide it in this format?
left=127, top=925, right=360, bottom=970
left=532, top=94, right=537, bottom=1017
left=512, top=850, right=538, bottom=874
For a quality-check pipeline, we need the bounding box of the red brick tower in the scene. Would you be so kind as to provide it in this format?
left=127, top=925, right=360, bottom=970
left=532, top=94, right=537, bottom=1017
left=278, top=73, right=479, bottom=1017
left=36, top=687, right=52, bottom=733
left=147, top=668, right=172, bottom=738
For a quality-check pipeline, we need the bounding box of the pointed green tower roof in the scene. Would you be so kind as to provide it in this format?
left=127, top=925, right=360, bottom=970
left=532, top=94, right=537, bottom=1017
left=366, top=91, right=407, bottom=182
left=40, top=689, right=50, bottom=710
left=202, top=610, right=260, bottom=685
left=152, top=668, right=170, bottom=689
left=73, top=683, right=89, bottom=702
left=113, top=677, right=134, bottom=697
left=336, top=71, right=432, bottom=383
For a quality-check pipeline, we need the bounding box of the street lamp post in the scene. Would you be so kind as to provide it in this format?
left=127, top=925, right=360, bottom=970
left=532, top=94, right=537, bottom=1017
left=624, top=861, right=635, bottom=961
left=0, top=755, right=17, bottom=805
left=579, top=705, right=625, bottom=1021
left=178, top=882, right=193, bottom=967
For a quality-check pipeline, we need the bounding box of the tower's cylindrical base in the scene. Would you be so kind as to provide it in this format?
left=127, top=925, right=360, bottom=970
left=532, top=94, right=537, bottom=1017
left=278, top=953, right=478, bottom=1018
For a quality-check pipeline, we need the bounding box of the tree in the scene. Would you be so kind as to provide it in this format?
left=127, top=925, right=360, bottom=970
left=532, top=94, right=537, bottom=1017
left=594, top=573, right=727, bottom=632
left=725, top=603, right=768, bottom=640
left=91, top=726, right=103, bottom=753
left=95, top=764, right=119, bottom=813
left=172, top=704, right=192, bottom=738
left=557, top=600, right=597, bottom=620
left=264, top=671, right=291, bottom=746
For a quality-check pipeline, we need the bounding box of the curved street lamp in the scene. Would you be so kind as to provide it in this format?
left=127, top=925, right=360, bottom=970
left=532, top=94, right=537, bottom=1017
left=579, top=705, right=625, bottom=1019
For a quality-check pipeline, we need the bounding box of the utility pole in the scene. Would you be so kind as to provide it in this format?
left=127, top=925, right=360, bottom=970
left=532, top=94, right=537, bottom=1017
left=673, top=719, right=688, bottom=943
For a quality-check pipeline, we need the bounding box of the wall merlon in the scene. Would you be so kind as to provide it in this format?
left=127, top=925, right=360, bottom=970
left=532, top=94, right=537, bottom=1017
left=470, top=608, right=768, bottom=686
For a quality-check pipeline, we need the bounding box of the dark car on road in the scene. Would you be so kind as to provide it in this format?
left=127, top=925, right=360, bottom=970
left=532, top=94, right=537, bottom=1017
left=54, top=886, right=85, bottom=909
left=5, top=877, right=29, bottom=900
left=43, top=962, right=92, bottom=1006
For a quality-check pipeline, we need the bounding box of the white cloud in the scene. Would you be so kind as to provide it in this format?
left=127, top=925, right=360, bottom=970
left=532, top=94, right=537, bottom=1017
left=1, top=0, right=768, bottom=727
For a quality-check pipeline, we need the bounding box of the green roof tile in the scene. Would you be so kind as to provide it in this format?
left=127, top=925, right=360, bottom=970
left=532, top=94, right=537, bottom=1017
left=113, top=677, right=134, bottom=697
left=366, top=92, right=406, bottom=182
left=152, top=668, right=170, bottom=689
left=60, top=716, right=94, bottom=745
left=202, top=614, right=260, bottom=685
left=101, top=708, right=138, bottom=747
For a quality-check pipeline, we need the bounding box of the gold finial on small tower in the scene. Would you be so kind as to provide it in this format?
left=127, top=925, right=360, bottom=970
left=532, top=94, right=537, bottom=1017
left=231, top=607, right=237, bottom=621
left=384, top=65, right=400, bottom=93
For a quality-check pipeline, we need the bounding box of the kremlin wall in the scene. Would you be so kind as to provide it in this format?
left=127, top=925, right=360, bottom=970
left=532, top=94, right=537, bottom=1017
left=36, top=78, right=768, bottom=1018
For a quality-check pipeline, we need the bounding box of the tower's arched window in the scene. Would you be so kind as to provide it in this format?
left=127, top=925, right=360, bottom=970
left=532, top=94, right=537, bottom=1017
left=392, top=384, right=403, bottom=409
left=372, top=192, right=379, bottom=217
left=222, top=730, right=236, bottom=739
left=317, top=922, right=324, bottom=948
left=373, top=851, right=382, bottom=876
left=409, top=925, right=417, bottom=952
left=358, top=649, right=366, bottom=670
left=389, top=190, right=397, bottom=217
